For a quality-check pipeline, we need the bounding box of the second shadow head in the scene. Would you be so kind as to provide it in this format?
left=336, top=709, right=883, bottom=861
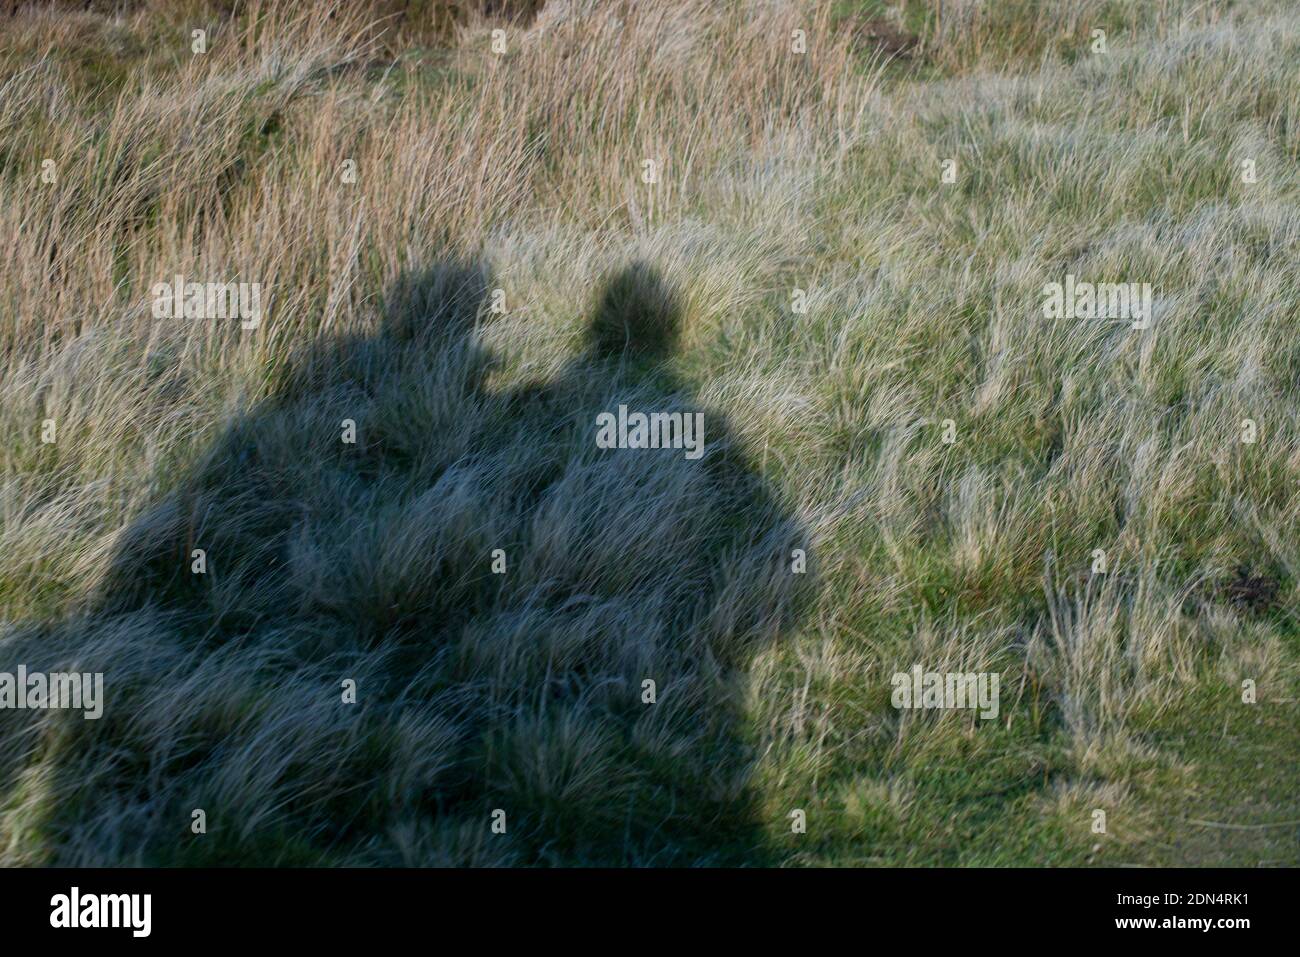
left=585, top=261, right=683, bottom=362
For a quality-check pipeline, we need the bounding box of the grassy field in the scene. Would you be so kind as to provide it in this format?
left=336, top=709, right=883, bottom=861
left=1, top=0, right=1296, bottom=866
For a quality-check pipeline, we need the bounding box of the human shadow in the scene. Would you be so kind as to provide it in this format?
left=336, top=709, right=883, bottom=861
left=1, top=258, right=810, bottom=866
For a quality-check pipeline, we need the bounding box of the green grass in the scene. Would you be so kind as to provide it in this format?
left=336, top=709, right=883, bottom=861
left=0, top=0, right=1296, bottom=866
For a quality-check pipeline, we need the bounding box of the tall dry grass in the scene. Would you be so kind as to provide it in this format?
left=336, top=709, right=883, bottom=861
left=1, top=0, right=1296, bottom=865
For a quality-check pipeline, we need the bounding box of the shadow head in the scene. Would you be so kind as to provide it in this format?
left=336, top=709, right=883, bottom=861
left=587, top=262, right=683, bottom=361
left=382, top=258, right=491, bottom=346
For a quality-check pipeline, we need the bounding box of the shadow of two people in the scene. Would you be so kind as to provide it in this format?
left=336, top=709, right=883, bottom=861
left=78, top=260, right=809, bottom=864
